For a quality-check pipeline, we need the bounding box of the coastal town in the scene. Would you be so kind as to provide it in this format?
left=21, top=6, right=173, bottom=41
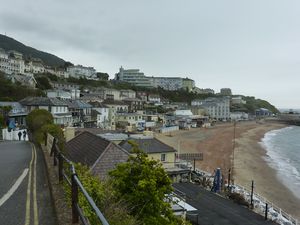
left=0, top=37, right=299, bottom=225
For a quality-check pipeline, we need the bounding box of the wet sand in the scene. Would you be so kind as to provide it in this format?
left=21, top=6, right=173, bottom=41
left=155, top=121, right=300, bottom=220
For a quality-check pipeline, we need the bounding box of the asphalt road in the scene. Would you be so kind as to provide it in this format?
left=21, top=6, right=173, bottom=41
left=173, top=183, right=277, bottom=225
left=0, top=141, right=57, bottom=225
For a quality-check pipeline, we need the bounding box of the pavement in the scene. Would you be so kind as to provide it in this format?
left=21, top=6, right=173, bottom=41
left=0, top=141, right=57, bottom=225
left=173, top=183, right=278, bottom=225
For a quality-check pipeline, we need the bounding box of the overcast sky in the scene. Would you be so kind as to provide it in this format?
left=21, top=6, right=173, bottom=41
left=1, top=0, right=300, bottom=108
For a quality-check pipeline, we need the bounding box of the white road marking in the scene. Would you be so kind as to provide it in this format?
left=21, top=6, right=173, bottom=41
left=25, top=147, right=34, bottom=225
left=0, top=168, right=29, bottom=207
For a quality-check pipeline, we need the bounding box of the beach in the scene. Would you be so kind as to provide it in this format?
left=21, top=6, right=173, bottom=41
left=155, top=121, right=300, bottom=220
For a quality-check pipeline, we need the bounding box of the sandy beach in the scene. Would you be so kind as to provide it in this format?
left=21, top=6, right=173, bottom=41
left=156, top=121, right=300, bottom=220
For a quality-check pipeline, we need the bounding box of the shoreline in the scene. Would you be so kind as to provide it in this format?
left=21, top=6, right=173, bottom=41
left=156, top=121, right=300, bottom=220
left=234, top=123, right=300, bottom=220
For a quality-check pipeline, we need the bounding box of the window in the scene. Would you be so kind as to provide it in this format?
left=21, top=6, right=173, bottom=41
left=161, top=154, right=166, bottom=162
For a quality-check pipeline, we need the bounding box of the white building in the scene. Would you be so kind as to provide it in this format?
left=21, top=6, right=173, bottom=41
left=148, top=94, right=161, bottom=104
left=19, top=97, right=72, bottom=126
left=231, top=96, right=246, bottom=105
left=152, top=77, right=183, bottom=91
left=191, top=97, right=230, bottom=120
left=120, top=89, right=136, bottom=100
left=115, top=66, right=153, bottom=88
left=230, top=112, right=249, bottom=121
left=89, top=102, right=110, bottom=129
left=67, top=65, right=96, bottom=79
left=0, top=49, right=25, bottom=75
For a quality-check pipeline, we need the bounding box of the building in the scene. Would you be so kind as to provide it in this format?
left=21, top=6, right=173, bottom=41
left=65, top=131, right=129, bottom=180
left=148, top=94, right=161, bottom=104
left=192, top=87, right=215, bottom=94
left=101, top=100, right=129, bottom=130
left=50, top=81, right=80, bottom=90
left=8, top=73, right=37, bottom=88
left=182, top=78, right=195, bottom=92
left=120, top=89, right=136, bottom=100
left=152, top=77, right=183, bottom=91
left=46, top=90, right=72, bottom=100
left=231, top=96, right=246, bottom=105
left=122, top=98, right=144, bottom=112
left=230, top=112, right=249, bottom=121
left=191, top=97, right=230, bottom=121
left=67, top=65, right=96, bottom=79
left=63, top=100, right=93, bottom=127
left=0, top=101, right=28, bottom=126
left=19, top=97, right=72, bottom=126
left=114, top=66, right=153, bottom=88
left=136, top=91, right=148, bottom=101
left=116, top=112, right=145, bottom=131
left=119, top=138, right=177, bottom=169
left=255, top=108, right=272, bottom=117
left=0, top=49, right=25, bottom=75
left=220, top=88, right=232, bottom=96
left=89, top=101, right=110, bottom=129
left=102, top=88, right=121, bottom=100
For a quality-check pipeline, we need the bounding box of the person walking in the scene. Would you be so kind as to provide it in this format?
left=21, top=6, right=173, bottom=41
left=22, top=130, right=27, bottom=141
left=18, top=131, right=22, bottom=141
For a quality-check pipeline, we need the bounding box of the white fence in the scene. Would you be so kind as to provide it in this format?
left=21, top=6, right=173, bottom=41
left=160, top=126, right=179, bottom=133
left=232, top=184, right=298, bottom=225
left=2, top=128, right=29, bottom=141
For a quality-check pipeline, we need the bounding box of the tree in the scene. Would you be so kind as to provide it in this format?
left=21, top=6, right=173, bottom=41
left=26, top=109, right=53, bottom=136
left=109, top=141, right=184, bottom=225
left=35, top=76, right=52, bottom=90
left=96, top=72, right=109, bottom=81
left=0, top=115, right=4, bottom=128
left=40, top=124, right=65, bottom=151
left=64, top=164, right=138, bottom=225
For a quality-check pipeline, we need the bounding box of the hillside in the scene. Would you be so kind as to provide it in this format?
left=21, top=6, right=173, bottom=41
left=0, top=34, right=65, bottom=67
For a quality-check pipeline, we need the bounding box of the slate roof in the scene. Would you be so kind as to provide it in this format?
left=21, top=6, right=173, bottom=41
left=62, top=99, right=92, bottom=109
left=119, top=138, right=176, bottom=154
left=19, top=97, right=67, bottom=106
left=65, top=131, right=111, bottom=167
left=102, top=99, right=128, bottom=106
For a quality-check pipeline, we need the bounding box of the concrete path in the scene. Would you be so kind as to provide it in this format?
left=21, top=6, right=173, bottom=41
left=0, top=141, right=57, bottom=225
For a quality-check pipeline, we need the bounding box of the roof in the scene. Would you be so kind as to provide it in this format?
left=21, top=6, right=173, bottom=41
left=88, top=101, right=108, bottom=108
left=62, top=100, right=92, bottom=109
left=122, top=98, right=143, bottom=102
left=65, top=131, right=111, bottom=167
left=102, top=99, right=128, bottom=106
left=119, top=138, right=176, bottom=154
left=97, top=133, right=128, bottom=141
left=19, top=97, right=68, bottom=106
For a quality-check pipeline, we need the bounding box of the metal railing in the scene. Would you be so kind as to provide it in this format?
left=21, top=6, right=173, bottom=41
left=49, top=138, right=110, bottom=225
left=232, top=184, right=298, bottom=225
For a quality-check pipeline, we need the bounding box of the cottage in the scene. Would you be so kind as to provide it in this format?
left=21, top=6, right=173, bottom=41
left=65, top=131, right=129, bottom=180
left=119, top=138, right=177, bottom=169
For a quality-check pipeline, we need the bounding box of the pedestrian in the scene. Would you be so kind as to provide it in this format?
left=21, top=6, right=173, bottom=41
left=18, top=131, right=22, bottom=141
left=23, top=130, right=27, bottom=141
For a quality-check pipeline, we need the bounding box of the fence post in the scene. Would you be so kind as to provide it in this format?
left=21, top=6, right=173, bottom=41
left=265, top=203, right=268, bottom=220
left=53, top=144, right=57, bottom=166
left=58, top=153, right=63, bottom=182
left=44, top=133, right=47, bottom=146
left=250, top=180, right=254, bottom=209
left=71, top=167, right=79, bottom=223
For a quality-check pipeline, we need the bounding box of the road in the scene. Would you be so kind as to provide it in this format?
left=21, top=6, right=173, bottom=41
left=0, top=141, right=57, bottom=225
left=173, top=183, right=277, bottom=225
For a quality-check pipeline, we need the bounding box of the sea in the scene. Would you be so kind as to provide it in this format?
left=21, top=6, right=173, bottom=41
left=260, top=126, right=300, bottom=200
